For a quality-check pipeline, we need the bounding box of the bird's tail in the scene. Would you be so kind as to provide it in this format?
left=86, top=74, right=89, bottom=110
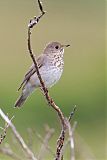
left=14, top=94, right=27, bottom=108
left=14, top=82, right=36, bottom=108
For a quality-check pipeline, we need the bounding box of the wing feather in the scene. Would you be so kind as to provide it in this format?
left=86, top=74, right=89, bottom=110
left=17, top=54, right=44, bottom=91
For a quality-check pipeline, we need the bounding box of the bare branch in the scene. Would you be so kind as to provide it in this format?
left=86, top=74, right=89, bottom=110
left=36, top=132, right=55, bottom=158
left=68, top=105, right=77, bottom=122
left=75, top=132, right=96, bottom=160
left=27, top=1, right=76, bottom=160
left=68, top=121, right=77, bottom=160
left=28, top=0, right=66, bottom=128
left=62, top=122, right=77, bottom=160
left=27, top=128, right=34, bottom=150
left=27, top=1, right=67, bottom=160
left=37, top=0, right=45, bottom=14
left=0, top=108, right=37, bottom=160
left=0, top=114, right=14, bottom=144
left=38, top=126, right=55, bottom=159
left=28, top=0, right=45, bottom=29
left=0, top=145, right=22, bottom=160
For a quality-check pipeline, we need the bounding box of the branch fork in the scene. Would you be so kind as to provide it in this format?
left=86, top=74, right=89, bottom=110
left=0, top=1, right=76, bottom=160
left=27, top=1, right=76, bottom=160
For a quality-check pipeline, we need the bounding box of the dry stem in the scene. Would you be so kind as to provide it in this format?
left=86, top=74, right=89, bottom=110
left=68, top=121, right=77, bottom=160
left=0, top=146, right=22, bottom=160
left=0, top=115, right=14, bottom=144
left=27, top=1, right=67, bottom=160
left=36, top=131, right=55, bottom=158
left=27, top=0, right=77, bottom=159
left=38, top=126, right=55, bottom=159
left=0, top=108, right=37, bottom=160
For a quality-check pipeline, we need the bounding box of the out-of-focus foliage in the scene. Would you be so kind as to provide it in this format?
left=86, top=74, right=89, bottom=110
left=0, top=0, right=105, bottom=159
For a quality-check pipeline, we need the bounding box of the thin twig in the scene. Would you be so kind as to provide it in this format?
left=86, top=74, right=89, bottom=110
left=0, top=114, right=14, bottom=144
left=27, top=1, right=67, bottom=160
left=68, top=121, right=77, bottom=160
left=27, top=1, right=76, bottom=160
left=75, top=132, right=96, bottom=160
left=62, top=122, right=77, bottom=160
left=0, top=146, right=22, bottom=160
left=0, top=108, right=37, bottom=160
left=38, top=126, right=55, bottom=160
left=27, top=128, right=34, bottom=150
left=36, top=132, right=55, bottom=158
left=68, top=105, right=77, bottom=122
left=28, top=8, right=66, bottom=130
left=60, top=106, right=77, bottom=160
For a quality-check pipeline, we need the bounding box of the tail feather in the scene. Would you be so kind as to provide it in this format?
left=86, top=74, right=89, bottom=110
left=14, top=95, right=27, bottom=108
left=15, top=82, right=36, bottom=108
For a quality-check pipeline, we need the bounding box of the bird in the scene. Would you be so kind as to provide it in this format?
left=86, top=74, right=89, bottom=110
left=14, top=42, right=70, bottom=107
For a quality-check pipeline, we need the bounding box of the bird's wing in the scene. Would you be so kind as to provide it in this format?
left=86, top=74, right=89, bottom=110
left=18, top=54, right=44, bottom=91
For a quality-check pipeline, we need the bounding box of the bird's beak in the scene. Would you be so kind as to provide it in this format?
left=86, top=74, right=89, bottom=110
left=62, top=44, right=70, bottom=48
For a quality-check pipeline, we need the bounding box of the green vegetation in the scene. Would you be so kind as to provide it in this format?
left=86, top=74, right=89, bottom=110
left=0, top=0, right=105, bottom=159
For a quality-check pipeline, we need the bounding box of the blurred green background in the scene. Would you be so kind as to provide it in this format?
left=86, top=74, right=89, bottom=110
left=0, top=0, right=105, bottom=159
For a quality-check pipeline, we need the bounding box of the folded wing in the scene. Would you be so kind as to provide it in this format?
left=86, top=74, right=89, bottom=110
left=18, top=54, right=44, bottom=91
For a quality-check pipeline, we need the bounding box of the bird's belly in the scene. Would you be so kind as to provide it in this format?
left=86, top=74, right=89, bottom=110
left=30, top=66, right=63, bottom=88
left=41, top=68, right=63, bottom=87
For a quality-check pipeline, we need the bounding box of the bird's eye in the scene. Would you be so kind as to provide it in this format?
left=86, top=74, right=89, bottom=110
left=55, top=45, right=59, bottom=49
